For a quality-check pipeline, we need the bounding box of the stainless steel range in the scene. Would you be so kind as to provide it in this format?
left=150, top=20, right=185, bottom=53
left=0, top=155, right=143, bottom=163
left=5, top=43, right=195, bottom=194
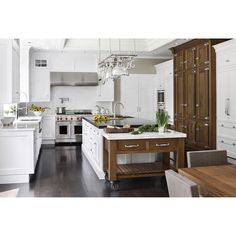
left=56, top=109, right=92, bottom=144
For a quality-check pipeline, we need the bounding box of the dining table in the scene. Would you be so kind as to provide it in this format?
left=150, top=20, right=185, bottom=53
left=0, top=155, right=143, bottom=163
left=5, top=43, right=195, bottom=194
left=179, top=164, right=236, bottom=197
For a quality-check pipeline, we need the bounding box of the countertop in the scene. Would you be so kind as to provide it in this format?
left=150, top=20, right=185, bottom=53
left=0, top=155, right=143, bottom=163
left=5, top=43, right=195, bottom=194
left=102, top=130, right=187, bottom=140
left=82, top=116, right=156, bottom=129
left=0, top=117, right=41, bottom=132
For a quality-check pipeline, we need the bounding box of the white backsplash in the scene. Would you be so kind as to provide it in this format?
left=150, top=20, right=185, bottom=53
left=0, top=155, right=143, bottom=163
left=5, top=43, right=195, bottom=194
left=29, top=86, right=113, bottom=115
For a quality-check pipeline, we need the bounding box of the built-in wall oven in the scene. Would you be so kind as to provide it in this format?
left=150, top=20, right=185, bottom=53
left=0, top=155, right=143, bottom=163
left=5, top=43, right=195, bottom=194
left=157, top=90, right=165, bottom=111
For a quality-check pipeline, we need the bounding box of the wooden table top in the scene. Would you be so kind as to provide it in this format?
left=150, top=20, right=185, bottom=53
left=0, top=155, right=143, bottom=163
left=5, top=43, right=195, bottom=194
left=179, top=165, right=236, bottom=197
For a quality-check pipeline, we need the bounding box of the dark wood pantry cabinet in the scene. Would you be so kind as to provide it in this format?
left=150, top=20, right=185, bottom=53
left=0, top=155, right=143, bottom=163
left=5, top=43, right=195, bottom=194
left=171, top=39, right=228, bottom=151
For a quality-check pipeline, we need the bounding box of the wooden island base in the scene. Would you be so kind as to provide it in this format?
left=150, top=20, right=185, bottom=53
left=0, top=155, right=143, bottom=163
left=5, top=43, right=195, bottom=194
left=103, top=134, right=186, bottom=190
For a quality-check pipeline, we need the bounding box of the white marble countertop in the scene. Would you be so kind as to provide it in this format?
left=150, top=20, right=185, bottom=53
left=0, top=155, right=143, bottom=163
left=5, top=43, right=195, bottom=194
left=0, top=116, right=42, bottom=132
left=102, top=129, right=187, bottom=140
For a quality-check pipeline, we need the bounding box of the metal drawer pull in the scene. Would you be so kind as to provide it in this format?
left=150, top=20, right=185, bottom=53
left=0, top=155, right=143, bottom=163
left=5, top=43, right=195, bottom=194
left=124, top=144, right=140, bottom=148
left=156, top=143, right=170, bottom=147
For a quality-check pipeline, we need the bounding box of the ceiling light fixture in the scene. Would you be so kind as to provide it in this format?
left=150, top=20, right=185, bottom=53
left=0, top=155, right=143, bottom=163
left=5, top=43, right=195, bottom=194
left=98, top=39, right=137, bottom=83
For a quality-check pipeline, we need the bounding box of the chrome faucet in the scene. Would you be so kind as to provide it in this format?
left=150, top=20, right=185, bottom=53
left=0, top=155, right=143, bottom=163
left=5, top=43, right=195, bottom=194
left=113, top=102, right=124, bottom=119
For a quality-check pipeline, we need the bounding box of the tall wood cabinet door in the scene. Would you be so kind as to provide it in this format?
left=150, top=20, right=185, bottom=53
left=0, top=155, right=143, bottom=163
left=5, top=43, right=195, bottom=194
left=197, top=42, right=210, bottom=67
left=175, top=119, right=186, bottom=132
left=174, top=71, right=185, bottom=119
left=196, top=121, right=210, bottom=149
left=196, top=67, right=210, bottom=120
left=174, top=51, right=184, bottom=72
left=186, top=69, right=197, bottom=120
left=185, top=47, right=197, bottom=70
left=186, top=120, right=196, bottom=145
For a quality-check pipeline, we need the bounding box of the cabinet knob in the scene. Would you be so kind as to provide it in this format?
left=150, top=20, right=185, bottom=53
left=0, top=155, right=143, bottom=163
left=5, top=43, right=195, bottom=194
left=221, top=124, right=224, bottom=127
left=204, top=116, right=209, bottom=120
left=204, top=123, right=209, bottom=127
left=221, top=140, right=224, bottom=143
left=233, top=126, right=236, bottom=129
left=196, top=128, right=200, bottom=131
left=196, top=104, right=200, bottom=107
left=193, top=115, right=196, bottom=118
left=233, top=143, right=236, bottom=146
left=225, top=59, right=230, bottom=62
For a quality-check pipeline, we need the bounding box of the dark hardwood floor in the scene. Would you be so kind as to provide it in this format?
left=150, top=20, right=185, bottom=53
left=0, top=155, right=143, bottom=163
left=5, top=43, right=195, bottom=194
left=0, top=145, right=169, bottom=197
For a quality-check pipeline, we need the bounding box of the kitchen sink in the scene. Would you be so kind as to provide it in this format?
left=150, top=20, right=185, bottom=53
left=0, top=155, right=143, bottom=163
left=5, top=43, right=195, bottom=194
left=108, top=115, right=133, bottom=120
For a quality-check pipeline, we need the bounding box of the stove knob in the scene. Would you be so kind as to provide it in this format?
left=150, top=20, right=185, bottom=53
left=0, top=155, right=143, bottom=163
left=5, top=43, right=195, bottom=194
left=60, top=118, right=62, bottom=121
left=65, top=117, right=68, bottom=120
left=77, top=117, right=80, bottom=120
left=71, top=117, right=73, bottom=120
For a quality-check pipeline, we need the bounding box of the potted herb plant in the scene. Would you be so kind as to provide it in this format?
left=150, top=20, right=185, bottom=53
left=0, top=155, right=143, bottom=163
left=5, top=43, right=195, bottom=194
left=156, top=111, right=169, bottom=133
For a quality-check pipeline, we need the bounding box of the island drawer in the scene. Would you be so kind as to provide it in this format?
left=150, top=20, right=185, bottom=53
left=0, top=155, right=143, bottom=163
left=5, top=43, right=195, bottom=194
left=149, top=139, right=177, bottom=152
left=117, top=140, right=147, bottom=152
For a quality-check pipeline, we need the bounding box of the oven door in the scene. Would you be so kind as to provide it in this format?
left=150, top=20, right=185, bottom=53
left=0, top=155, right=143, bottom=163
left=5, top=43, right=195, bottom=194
left=70, top=121, right=82, bottom=143
left=56, top=121, right=71, bottom=142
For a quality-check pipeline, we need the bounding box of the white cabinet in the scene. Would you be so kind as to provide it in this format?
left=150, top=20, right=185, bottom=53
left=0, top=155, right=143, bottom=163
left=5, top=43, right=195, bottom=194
left=120, top=74, right=156, bottom=121
left=50, top=52, right=74, bottom=72
left=42, top=115, right=55, bottom=144
left=155, top=60, right=174, bottom=123
left=97, top=79, right=114, bottom=101
left=214, top=39, right=236, bottom=159
left=0, top=39, right=20, bottom=104
left=50, top=52, right=97, bottom=72
left=0, top=130, right=34, bottom=183
left=30, top=51, right=50, bottom=102
left=82, top=119, right=104, bottom=179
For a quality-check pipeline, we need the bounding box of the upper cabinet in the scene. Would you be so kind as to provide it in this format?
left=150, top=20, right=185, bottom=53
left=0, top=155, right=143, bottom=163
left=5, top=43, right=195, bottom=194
left=171, top=39, right=228, bottom=151
left=50, top=53, right=74, bottom=72
left=30, top=51, right=50, bottom=102
left=155, top=60, right=174, bottom=123
left=0, top=39, right=20, bottom=104
left=50, top=52, right=97, bottom=72
left=96, top=79, right=114, bottom=102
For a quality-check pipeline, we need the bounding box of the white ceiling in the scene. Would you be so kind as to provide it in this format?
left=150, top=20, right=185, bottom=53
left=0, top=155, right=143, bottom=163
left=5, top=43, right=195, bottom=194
left=24, top=38, right=190, bottom=59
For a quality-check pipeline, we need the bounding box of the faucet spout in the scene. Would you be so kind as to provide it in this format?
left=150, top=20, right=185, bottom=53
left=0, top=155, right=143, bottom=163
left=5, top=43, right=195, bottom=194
left=113, top=102, right=124, bottom=119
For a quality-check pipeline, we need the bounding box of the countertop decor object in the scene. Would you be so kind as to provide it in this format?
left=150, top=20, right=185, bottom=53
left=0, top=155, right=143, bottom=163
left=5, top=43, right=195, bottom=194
left=156, top=111, right=169, bottom=133
left=28, top=104, right=49, bottom=116
left=0, top=117, right=15, bottom=126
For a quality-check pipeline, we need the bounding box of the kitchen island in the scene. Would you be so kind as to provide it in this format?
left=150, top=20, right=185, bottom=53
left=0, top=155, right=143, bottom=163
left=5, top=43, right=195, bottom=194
left=82, top=117, right=186, bottom=181
left=103, top=131, right=186, bottom=190
left=82, top=117, right=158, bottom=179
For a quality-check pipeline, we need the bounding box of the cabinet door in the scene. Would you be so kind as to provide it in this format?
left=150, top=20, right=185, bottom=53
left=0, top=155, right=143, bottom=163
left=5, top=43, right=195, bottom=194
left=96, top=79, right=114, bottom=101
left=12, top=47, right=20, bottom=103
left=196, top=67, right=210, bottom=120
left=196, top=121, right=210, bottom=149
left=185, top=47, right=197, bottom=70
left=186, top=69, right=196, bottom=120
left=120, top=76, right=139, bottom=118
left=174, top=51, right=184, bottom=72
left=174, top=71, right=185, bottom=119
left=30, top=53, right=50, bottom=102
left=165, top=67, right=174, bottom=123
left=138, top=77, right=155, bottom=121
left=50, top=52, right=74, bottom=72
left=186, top=120, right=196, bottom=145
left=42, top=116, right=55, bottom=140
left=197, top=42, right=210, bottom=67
left=175, top=119, right=186, bottom=133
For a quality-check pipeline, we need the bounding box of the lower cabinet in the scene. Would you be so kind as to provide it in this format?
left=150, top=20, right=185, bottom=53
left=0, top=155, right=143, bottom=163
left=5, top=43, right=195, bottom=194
left=0, top=130, right=35, bottom=184
left=42, top=115, right=55, bottom=144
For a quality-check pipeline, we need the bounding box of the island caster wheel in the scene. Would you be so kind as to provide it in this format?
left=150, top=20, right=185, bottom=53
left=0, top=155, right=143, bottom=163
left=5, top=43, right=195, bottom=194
left=110, top=182, right=119, bottom=191
left=104, top=172, right=109, bottom=182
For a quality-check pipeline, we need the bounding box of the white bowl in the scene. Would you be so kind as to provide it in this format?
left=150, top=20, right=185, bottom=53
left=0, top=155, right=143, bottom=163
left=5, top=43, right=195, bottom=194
left=33, top=112, right=42, bottom=116
left=0, top=117, right=15, bottom=126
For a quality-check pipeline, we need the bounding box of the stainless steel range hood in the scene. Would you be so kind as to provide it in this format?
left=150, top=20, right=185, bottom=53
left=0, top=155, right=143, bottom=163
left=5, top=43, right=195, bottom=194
left=50, top=72, right=98, bottom=86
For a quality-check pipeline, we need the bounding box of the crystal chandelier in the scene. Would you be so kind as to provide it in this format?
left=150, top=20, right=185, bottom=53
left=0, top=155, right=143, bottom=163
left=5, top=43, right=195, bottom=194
left=98, top=39, right=137, bottom=83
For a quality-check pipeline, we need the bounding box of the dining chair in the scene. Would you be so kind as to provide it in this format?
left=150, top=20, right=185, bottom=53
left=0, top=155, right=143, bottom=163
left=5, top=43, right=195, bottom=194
left=187, top=150, right=228, bottom=168
left=165, top=170, right=199, bottom=197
